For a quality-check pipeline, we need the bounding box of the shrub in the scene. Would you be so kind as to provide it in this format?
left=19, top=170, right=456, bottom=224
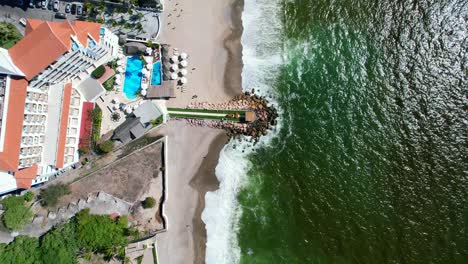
left=91, top=65, right=106, bottom=79
left=0, top=236, right=42, bottom=263
left=23, top=192, right=34, bottom=202
left=102, top=76, right=115, bottom=91
left=98, top=140, right=114, bottom=153
left=142, top=197, right=156, bottom=209
left=76, top=209, right=128, bottom=252
left=150, top=116, right=164, bottom=127
left=40, top=183, right=70, bottom=207
left=1, top=196, right=33, bottom=230
left=78, top=147, right=89, bottom=156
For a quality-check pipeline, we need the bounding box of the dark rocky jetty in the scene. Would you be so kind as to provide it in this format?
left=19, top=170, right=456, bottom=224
left=176, top=91, right=278, bottom=140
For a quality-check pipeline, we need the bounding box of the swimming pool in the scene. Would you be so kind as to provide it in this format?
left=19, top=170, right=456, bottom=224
left=123, top=56, right=143, bottom=100
left=151, top=61, right=162, bottom=86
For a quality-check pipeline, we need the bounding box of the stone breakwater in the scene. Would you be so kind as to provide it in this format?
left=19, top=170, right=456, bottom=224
left=177, top=91, right=278, bottom=140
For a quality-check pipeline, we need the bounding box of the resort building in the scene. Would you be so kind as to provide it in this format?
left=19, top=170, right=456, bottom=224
left=0, top=19, right=118, bottom=194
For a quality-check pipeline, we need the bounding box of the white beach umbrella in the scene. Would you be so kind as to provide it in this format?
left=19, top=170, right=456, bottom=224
left=170, top=73, right=178, bottom=80
left=180, top=77, right=187, bottom=84
left=117, top=60, right=124, bottom=66
left=116, top=66, right=124, bottom=73
left=171, top=56, right=178, bottom=63
left=133, top=104, right=139, bottom=110
left=142, top=68, right=150, bottom=77
left=146, top=47, right=153, bottom=55
left=115, top=74, right=121, bottom=80
left=141, top=83, right=148, bottom=90
left=141, top=89, right=147, bottom=96
left=113, top=98, right=120, bottom=104
left=180, top=60, right=188, bottom=67
left=145, top=56, right=153, bottom=64
left=180, top=69, right=188, bottom=76
left=125, top=107, right=132, bottom=114
left=115, top=78, right=122, bottom=85
left=146, top=63, right=153, bottom=70
left=171, top=64, right=179, bottom=71
left=180, top=52, right=188, bottom=60
left=112, top=105, right=118, bottom=110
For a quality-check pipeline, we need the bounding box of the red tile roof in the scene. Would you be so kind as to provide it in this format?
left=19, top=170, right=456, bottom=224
left=9, top=22, right=69, bottom=81
left=73, top=21, right=101, bottom=44
left=9, top=19, right=102, bottom=81
left=0, top=77, right=27, bottom=172
left=56, top=83, right=72, bottom=168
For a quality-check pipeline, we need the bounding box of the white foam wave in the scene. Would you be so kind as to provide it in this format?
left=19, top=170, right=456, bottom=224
left=202, top=0, right=284, bottom=263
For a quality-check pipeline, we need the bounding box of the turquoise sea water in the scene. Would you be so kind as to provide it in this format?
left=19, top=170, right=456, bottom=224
left=233, top=0, right=467, bottom=263
left=123, top=56, right=143, bottom=99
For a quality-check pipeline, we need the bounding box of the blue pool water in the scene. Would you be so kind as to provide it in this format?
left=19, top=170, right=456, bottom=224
left=151, top=61, right=162, bottom=86
left=123, top=56, right=143, bottom=99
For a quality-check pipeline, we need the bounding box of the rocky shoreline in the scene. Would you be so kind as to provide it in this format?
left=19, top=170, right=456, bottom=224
left=175, top=91, right=278, bottom=140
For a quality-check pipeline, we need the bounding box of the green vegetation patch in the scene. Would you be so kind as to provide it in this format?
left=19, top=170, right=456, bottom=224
left=40, top=183, right=71, bottom=208
left=169, top=113, right=239, bottom=122
left=91, top=65, right=106, bottom=79
left=0, top=22, right=22, bottom=49
left=167, top=108, right=246, bottom=115
left=0, top=209, right=131, bottom=263
left=90, top=106, right=103, bottom=152
left=150, top=116, right=164, bottom=127
left=1, top=196, right=33, bottom=231
left=103, top=75, right=116, bottom=91
left=98, top=140, right=114, bottom=154
left=142, top=197, right=156, bottom=209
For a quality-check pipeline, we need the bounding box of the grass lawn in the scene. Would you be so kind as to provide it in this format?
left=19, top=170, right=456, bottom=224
left=167, top=108, right=246, bottom=115
left=102, top=75, right=116, bottom=91
left=0, top=22, right=22, bottom=49
left=169, top=113, right=239, bottom=122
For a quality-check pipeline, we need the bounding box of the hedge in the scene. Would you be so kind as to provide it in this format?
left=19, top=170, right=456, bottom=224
left=91, top=65, right=106, bottom=79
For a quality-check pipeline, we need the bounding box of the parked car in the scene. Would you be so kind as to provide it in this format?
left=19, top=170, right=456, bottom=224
left=29, top=0, right=34, bottom=8
left=54, top=12, right=66, bottom=19
left=17, top=0, right=24, bottom=6
left=41, top=0, right=47, bottom=9
left=47, top=1, right=53, bottom=10
left=35, top=0, right=41, bottom=8
left=65, top=3, right=70, bottom=13
left=77, top=5, right=82, bottom=16
left=19, top=18, right=27, bottom=27
left=53, top=0, right=59, bottom=11
left=71, top=3, right=76, bottom=15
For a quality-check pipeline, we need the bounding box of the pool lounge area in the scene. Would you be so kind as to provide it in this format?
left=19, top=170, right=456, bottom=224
left=123, top=56, right=143, bottom=100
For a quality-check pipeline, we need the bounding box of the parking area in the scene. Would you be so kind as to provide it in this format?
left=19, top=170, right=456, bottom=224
left=0, top=0, right=86, bottom=32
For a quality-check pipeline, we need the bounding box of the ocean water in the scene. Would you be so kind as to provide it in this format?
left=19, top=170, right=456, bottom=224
left=204, top=0, right=467, bottom=263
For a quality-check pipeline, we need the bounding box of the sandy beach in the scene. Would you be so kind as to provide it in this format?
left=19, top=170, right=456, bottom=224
left=156, top=0, right=244, bottom=263
left=159, top=0, right=243, bottom=108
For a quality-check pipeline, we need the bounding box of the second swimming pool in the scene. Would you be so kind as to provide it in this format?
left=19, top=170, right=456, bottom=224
left=123, top=56, right=143, bottom=100
left=151, top=61, right=162, bottom=86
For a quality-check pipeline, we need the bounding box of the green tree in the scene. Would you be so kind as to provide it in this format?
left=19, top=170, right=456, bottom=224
left=127, top=8, right=134, bottom=15
left=0, top=22, right=23, bottom=49
left=98, top=140, right=114, bottom=153
left=142, top=197, right=156, bottom=209
left=41, top=223, right=78, bottom=264
left=76, top=209, right=128, bottom=252
left=23, top=192, right=34, bottom=202
left=137, top=12, right=144, bottom=20
left=0, top=236, right=42, bottom=264
left=40, top=183, right=70, bottom=207
left=1, top=196, right=33, bottom=230
left=124, top=22, right=132, bottom=29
